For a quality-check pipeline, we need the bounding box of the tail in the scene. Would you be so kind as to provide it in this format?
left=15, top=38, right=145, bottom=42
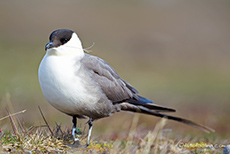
left=120, top=96, right=214, bottom=133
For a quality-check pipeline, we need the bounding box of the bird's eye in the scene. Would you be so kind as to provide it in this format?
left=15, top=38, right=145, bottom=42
left=60, top=38, right=69, bottom=44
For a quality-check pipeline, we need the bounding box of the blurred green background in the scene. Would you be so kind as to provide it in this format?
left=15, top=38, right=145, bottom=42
left=0, top=0, right=229, bottom=140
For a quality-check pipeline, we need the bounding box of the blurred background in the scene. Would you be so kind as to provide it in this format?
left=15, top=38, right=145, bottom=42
left=0, top=0, right=229, bottom=141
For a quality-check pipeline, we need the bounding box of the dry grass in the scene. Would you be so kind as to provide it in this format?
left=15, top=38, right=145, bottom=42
left=0, top=107, right=226, bottom=154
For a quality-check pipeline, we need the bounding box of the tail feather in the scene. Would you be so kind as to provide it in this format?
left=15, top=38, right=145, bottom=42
left=120, top=103, right=214, bottom=133
left=139, top=106, right=214, bottom=133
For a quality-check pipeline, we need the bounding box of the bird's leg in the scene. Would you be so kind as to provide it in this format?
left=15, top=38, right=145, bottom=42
left=72, top=116, right=79, bottom=141
left=86, top=118, right=93, bottom=146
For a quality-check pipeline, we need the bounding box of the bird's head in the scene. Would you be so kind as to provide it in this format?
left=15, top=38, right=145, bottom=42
left=45, top=29, right=83, bottom=56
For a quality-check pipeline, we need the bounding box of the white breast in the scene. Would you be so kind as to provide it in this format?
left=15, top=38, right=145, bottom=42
left=38, top=53, right=101, bottom=115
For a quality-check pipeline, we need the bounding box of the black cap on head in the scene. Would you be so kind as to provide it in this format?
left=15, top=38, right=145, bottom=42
left=45, top=29, right=74, bottom=50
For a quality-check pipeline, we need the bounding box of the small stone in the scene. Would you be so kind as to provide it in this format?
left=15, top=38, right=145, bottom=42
left=223, top=145, right=230, bottom=154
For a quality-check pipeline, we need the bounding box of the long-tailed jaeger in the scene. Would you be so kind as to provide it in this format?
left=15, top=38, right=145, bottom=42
left=38, top=29, right=214, bottom=146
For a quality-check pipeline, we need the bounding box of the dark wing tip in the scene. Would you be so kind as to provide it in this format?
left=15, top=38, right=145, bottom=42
left=142, top=103, right=176, bottom=112
left=128, top=95, right=176, bottom=112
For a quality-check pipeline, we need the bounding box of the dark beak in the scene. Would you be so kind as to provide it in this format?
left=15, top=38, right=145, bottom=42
left=45, top=42, right=57, bottom=51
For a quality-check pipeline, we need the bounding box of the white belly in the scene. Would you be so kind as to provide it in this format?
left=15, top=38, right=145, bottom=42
left=38, top=54, right=101, bottom=116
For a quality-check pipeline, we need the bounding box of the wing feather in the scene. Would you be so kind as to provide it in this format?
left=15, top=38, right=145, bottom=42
left=81, top=54, right=138, bottom=103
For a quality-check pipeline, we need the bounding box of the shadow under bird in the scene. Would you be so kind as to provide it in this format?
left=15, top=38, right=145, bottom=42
left=38, top=29, right=214, bottom=146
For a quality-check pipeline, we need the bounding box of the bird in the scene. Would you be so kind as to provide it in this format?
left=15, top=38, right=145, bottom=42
left=38, top=29, right=214, bottom=146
